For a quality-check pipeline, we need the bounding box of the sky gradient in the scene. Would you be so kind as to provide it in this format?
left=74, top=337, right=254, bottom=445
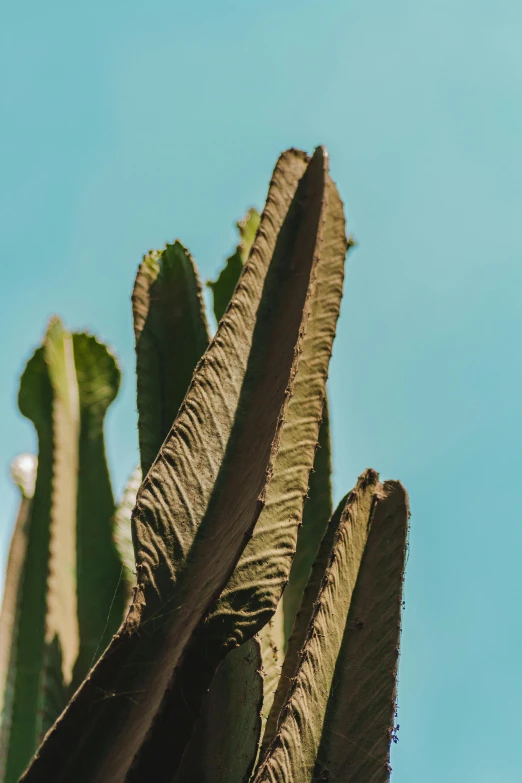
left=2, top=1, right=522, bottom=779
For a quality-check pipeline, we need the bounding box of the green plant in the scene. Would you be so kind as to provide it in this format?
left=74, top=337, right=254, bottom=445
left=0, top=146, right=409, bottom=783
left=0, top=320, right=126, bottom=783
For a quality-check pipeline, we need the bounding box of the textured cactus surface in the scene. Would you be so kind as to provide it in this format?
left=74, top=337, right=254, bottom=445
left=0, top=147, right=409, bottom=783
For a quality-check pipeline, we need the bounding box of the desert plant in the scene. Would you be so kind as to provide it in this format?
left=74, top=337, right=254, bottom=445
left=0, top=319, right=127, bottom=782
left=0, top=146, right=409, bottom=783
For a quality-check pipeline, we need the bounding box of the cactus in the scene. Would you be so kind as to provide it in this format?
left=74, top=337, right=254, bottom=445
left=0, top=319, right=126, bottom=782
left=0, top=147, right=409, bottom=782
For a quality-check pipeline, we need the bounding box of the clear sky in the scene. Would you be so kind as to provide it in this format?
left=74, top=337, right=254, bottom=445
left=2, top=1, right=522, bottom=779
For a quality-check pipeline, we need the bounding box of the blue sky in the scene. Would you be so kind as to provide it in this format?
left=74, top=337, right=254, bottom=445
left=2, top=1, right=522, bottom=779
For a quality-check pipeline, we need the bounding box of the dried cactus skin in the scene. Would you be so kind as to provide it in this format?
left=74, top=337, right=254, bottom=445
left=313, top=479, right=408, bottom=782
left=133, top=241, right=211, bottom=478
left=203, top=162, right=347, bottom=651
left=280, top=399, right=333, bottom=649
left=254, top=472, right=409, bottom=783
left=21, top=146, right=328, bottom=783
left=260, top=482, right=351, bottom=759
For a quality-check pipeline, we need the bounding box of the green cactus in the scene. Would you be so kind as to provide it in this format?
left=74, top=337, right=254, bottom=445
left=0, top=454, right=37, bottom=781
left=207, top=207, right=261, bottom=324
left=0, top=146, right=409, bottom=783
left=132, top=241, right=210, bottom=478
left=0, top=320, right=126, bottom=782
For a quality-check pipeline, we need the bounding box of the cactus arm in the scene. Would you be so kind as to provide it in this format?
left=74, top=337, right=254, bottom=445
left=313, top=480, right=409, bottom=782
left=253, top=470, right=380, bottom=782
left=202, top=172, right=347, bottom=649
left=2, top=322, right=126, bottom=781
left=176, top=618, right=282, bottom=783
left=132, top=241, right=210, bottom=477
left=42, top=319, right=80, bottom=687
left=174, top=638, right=264, bottom=783
left=8, top=346, right=56, bottom=783
left=253, top=472, right=409, bottom=783
left=70, top=334, right=124, bottom=689
left=5, top=320, right=79, bottom=782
